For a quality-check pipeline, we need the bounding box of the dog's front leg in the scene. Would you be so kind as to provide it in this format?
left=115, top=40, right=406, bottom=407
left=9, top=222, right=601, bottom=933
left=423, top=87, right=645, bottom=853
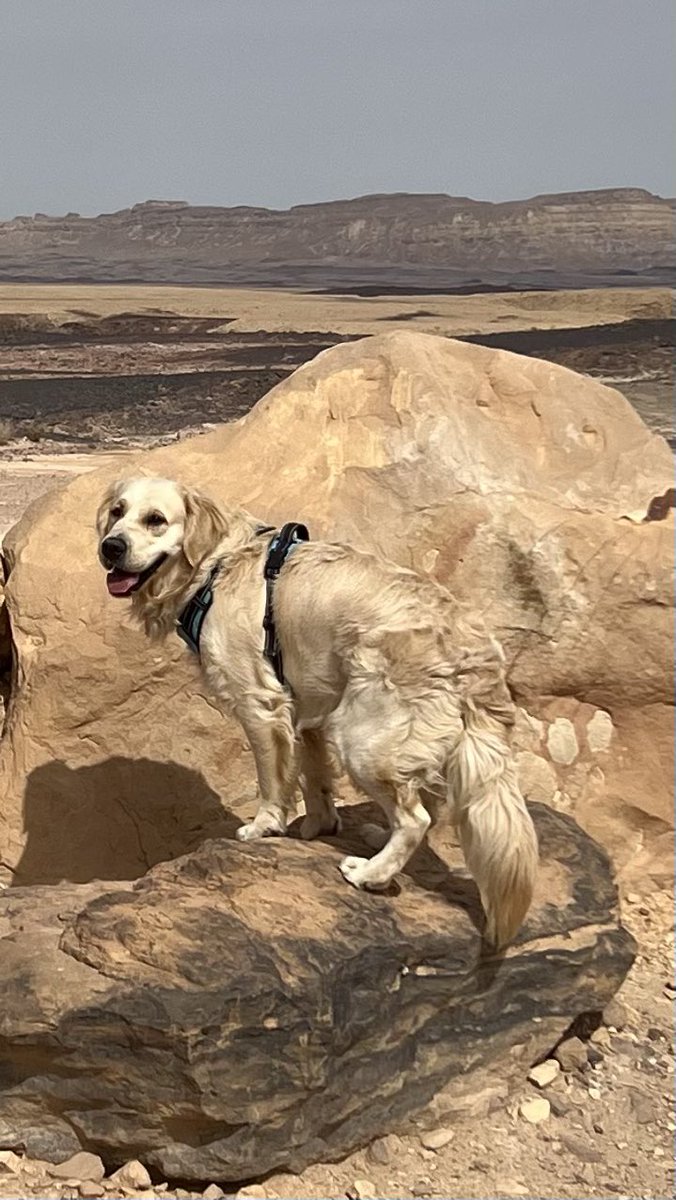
left=235, top=700, right=298, bottom=842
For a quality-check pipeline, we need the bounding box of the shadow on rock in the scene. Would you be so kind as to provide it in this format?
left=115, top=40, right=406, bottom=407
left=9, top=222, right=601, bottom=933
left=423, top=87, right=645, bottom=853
left=290, top=799, right=486, bottom=939
left=13, top=756, right=240, bottom=886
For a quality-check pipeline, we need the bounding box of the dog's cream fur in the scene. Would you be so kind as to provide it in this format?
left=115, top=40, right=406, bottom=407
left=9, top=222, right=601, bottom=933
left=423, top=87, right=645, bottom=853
left=97, top=476, right=538, bottom=947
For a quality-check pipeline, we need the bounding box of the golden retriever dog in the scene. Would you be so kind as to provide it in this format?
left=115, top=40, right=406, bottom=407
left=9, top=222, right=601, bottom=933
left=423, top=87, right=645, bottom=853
left=96, top=476, right=538, bottom=947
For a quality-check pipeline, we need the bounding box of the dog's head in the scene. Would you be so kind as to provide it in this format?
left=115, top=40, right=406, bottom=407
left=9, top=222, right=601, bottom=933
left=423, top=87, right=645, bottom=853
left=96, top=476, right=228, bottom=599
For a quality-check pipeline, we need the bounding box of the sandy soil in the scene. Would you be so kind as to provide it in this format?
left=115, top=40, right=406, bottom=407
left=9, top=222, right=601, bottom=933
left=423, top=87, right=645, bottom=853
left=0, top=282, right=669, bottom=337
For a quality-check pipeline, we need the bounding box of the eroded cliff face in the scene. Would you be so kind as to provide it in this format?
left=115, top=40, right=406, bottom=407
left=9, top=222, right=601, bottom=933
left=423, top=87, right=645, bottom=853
left=0, top=188, right=673, bottom=282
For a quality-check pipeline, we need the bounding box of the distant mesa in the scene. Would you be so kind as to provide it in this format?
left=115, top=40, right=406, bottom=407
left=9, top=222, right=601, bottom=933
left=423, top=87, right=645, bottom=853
left=0, top=187, right=672, bottom=286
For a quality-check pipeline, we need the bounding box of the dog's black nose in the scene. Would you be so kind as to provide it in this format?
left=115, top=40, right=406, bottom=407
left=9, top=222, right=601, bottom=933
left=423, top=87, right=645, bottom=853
left=101, top=535, right=127, bottom=566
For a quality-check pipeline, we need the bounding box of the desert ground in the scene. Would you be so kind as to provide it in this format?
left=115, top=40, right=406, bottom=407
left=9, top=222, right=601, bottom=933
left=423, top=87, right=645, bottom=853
left=0, top=283, right=673, bottom=1200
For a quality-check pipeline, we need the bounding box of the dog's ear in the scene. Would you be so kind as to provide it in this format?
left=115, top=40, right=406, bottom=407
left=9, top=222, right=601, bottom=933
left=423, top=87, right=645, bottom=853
left=95, top=481, right=119, bottom=538
left=182, top=487, right=229, bottom=568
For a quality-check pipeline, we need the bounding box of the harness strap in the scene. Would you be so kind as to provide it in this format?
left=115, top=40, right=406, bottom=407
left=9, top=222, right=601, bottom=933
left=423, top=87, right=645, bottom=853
left=262, top=522, right=309, bottom=686
left=176, top=562, right=220, bottom=654
left=176, top=522, right=309, bottom=681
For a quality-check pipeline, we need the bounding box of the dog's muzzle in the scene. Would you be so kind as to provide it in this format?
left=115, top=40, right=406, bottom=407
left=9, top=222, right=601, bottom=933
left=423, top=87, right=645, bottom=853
left=102, top=544, right=168, bottom=598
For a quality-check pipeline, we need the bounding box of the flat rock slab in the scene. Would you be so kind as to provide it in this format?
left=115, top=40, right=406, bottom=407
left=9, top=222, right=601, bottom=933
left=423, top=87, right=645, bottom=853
left=0, top=803, right=634, bottom=1183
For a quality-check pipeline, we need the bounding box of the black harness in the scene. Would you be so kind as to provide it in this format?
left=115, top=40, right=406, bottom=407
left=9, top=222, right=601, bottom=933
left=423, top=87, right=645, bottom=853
left=261, top=522, right=309, bottom=685
left=177, top=522, right=309, bottom=687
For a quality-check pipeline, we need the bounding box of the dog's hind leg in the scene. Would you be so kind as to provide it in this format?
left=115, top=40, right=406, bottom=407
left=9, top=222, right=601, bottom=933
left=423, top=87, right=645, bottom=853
left=339, top=780, right=430, bottom=890
left=298, top=727, right=341, bottom=840
left=235, top=696, right=299, bottom=842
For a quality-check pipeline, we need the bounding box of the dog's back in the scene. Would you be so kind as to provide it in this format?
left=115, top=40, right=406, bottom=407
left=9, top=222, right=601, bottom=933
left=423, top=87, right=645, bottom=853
left=275, top=540, right=538, bottom=946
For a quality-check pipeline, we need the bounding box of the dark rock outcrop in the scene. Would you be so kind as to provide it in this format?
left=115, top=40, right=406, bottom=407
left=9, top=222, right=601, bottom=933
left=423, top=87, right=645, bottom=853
left=0, top=803, right=634, bottom=1183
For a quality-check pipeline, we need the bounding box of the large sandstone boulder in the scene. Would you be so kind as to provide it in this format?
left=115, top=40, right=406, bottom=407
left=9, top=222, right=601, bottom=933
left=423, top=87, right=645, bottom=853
left=0, top=331, right=672, bottom=887
left=0, top=803, right=634, bottom=1180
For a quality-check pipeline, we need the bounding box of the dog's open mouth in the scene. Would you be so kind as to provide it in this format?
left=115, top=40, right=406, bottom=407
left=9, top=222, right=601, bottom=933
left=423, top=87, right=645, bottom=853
left=106, top=555, right=167, bottom=597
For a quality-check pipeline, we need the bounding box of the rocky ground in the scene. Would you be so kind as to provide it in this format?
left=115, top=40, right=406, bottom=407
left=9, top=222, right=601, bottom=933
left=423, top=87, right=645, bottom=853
left=0, top=895, right=673, bottom=1200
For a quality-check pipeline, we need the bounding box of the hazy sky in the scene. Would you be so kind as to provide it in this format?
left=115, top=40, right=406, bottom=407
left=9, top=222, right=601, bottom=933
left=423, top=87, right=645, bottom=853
left=1, top=0, right=673, bottom=217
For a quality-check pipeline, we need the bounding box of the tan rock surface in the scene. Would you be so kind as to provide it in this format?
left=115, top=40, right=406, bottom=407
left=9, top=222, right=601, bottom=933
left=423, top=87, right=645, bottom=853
left=0, top=331, right=673, bottom=883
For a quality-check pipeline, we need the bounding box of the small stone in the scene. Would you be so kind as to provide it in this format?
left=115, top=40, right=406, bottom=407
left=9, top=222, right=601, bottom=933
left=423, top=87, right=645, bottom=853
left=49, top=1154, right=106, bottom=1184
left=79, top=1184, right=105, bottom=1199
left=554, top=1036, right=588, bottom=1072
left=236, top=1188, right=267, bottom=1200
left=0, top=1151, right=22, bottom=1174
left=500, top=1183, right=529, bottom=1197
left=647, top=1026, right=666, bottom=1042
left=546, top=717, right=579, bottom=766
left=624, top=892, right=641, bottom=904
left=519, top=1096, right=550, bottom=1124
left=590, top=1026, right=611, bottom=1047
left=411, top=1182, right=432, bottom=1199
left=347, top=1181, right=378, bottom=1200
left=593, top=1122, right=604, bottom=1134
left=654, top=1147, right=665, bottom=1158
left=587, top=1045, right=604, bottom=1067
left=575, top=1164, right=595, bottom=1187
left=203, top=1188, right=225, bottom=1200
left=420, top=1127, right=454, bottom=1150
left=561, top=1134, right=602, bottom=1164
left=610, top=1035, right=640, bottom=1057
left=602, top=998, right=629, bottom=1030
left=630, top=1093, right=658, bottom=1125
left=367, top=1139, right=391, bottom=1166
left=588, top=1086, right=602, bottom=1100
left=109, top=1161, right=152, bottom=1191
left=528, top=1059, right=560, bottom=1089
left=546, top=1092, right=571, bottom=1118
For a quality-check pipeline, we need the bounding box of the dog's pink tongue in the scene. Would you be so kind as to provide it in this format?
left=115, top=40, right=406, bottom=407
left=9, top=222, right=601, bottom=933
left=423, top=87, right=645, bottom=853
left=106, top=568, right=140, bottom=597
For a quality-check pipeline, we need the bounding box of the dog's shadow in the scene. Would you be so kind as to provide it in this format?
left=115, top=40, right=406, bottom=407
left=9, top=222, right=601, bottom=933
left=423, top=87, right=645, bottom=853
left=12, top=757, right=241, bottom=886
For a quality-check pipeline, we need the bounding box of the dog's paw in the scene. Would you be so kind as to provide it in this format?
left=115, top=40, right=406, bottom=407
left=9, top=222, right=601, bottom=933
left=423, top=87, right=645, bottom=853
left=300, top=811, right=342, bottom=840
left=236, top=815, right=286, bottom=842
left=339, top=854, right=373, bottom=888
left=361, top=822, right=389, bottom=851
left=340, top=854, right=394, bottom=891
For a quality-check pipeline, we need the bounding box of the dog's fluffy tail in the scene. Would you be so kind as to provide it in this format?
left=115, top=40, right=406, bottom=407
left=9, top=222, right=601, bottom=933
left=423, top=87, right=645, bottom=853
left=448, top=701, right=538, bottom=949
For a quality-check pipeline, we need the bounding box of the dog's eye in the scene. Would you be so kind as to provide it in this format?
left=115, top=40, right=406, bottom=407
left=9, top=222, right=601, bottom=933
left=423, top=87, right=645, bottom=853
left=110, top=504, right=124, bottom=520
left=146, top=511, right=166, bottom=528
